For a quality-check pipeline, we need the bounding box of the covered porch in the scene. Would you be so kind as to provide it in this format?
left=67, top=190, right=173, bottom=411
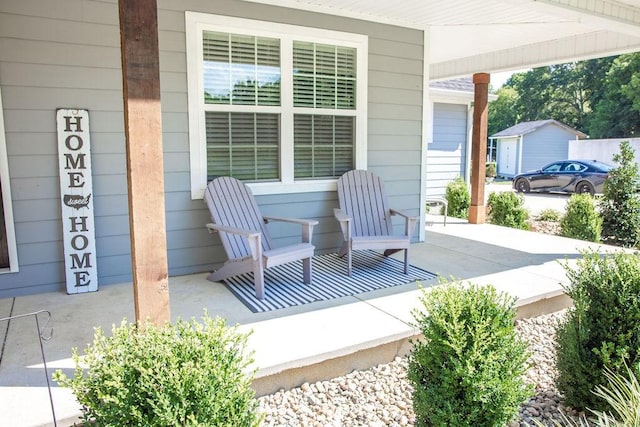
left=0, top=220, right=622, bottom=426
left=1, top=1, right=640, bottom=425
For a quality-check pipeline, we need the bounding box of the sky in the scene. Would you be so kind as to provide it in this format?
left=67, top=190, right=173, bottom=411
left=491, top=71, right=513, bottom=89
left=491, top=69, right=528, bottom=89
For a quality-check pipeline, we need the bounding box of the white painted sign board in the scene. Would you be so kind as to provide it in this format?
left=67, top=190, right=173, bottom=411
left=56, top=109, right=98, bottom=294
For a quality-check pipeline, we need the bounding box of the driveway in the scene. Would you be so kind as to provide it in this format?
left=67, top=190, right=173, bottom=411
left=485, top=182, right=570, bottom=216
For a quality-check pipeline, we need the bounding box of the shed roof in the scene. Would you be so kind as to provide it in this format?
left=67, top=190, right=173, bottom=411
left=490, top=119, right=588, bottom=139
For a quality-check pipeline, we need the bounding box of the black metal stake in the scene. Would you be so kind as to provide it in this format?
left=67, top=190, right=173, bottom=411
left=0, top=310, right=56, bottom=427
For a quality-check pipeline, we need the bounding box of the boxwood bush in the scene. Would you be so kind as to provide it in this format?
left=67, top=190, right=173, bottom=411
left=487, top=191, right=529, bottom=230
left=486, top=162, right=497, bottom=178
left=555, top=251, right=640, bottom=412
left=408, top=280, right=532, bottom=427
left=536, top=208, right=562, bottom=222
left=445, top=177, right=470, bottom=219
left=560, top=193, right=602, bottom=242
left=53, top=313, right=261, bottom=427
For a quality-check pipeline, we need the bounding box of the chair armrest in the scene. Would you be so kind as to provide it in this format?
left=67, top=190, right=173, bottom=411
left=262, top=216, right=318, bottom=244
left=333, top=208, right=351, bottom=223
left=262, top=216, right=319, bottom=227
left=389, top=209, right=419, bottom=238
left=389, top=208, right=417, bottom=220
left=206, top=223, right=260, bottom=239
left=206, top=223, right=262, bottom=261
left=333, top=208, right=352, bottom=240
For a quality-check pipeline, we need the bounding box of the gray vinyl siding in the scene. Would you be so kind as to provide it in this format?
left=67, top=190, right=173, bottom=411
left=426, top=103, right=468, bottom=197
left=521, top=125, right=573, bottom=173
left=0, top=0, right=424, bottom=297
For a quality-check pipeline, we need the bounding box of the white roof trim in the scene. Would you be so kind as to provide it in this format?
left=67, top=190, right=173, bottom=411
left=240, top=0, right=427, bottom=29
left=518, top=0, right=640, bottom=38
left=431, top=30, right=640, bottom=80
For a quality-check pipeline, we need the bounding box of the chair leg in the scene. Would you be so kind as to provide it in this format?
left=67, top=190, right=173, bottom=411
left=403, top=248, right=409, bottom=274
left=338, top=242, right=349, bottom=257
left=253, top=261, right=265, bottom=300
left=347, top=249, right=352, bottom=277
left=302, top=257, right=312, bottom=284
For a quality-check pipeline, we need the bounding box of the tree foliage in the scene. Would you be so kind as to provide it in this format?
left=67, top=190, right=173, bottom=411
left=489, top=54, right=640, bottom=139
left=589, top=54, right=640, bottom=138
left=600, top=140, right=640, bottom=247
left=487, top=86, right=519, bottom=137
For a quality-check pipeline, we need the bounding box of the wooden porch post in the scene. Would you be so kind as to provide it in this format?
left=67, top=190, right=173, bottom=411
left=118, top=0, right=170, bottom=325
left=468, top=73, right=490, bottom=224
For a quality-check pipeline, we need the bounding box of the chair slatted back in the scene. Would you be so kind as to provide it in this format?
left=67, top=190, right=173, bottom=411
left=204, top=177, right=274, bottom=259
left=337, top=170, right=393, bottom=237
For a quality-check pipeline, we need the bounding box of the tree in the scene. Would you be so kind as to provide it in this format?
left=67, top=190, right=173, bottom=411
left=589, top=53, right=640, bottom=138
left=546, top=62, right=595, bottom=131
left=506, top=67, right=553, bottom=123
left=488, top=56, right=616, bottom=137
left=600, top=140, right=640, bottom=247
left=488, top=86, right=519, bottom=137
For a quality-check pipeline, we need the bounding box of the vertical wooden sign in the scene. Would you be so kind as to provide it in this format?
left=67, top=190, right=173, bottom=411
left=56, top=109, right=98, bottom=294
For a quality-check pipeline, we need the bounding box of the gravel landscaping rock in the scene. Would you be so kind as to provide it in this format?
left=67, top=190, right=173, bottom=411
left=527, top=219, right=561, bottom=236
left=258, top=310, right=592, bottom=426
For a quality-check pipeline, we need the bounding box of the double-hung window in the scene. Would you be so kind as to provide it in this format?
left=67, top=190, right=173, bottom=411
left=186, top=12, right=368, bottom=198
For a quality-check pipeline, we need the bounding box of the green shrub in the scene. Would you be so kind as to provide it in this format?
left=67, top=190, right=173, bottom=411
left=445, top=177, right=471, bottom=218
left=408, top=280, right=532, bottom=427
left=486, top=162, right=497, bottom=178
left=53, top=313, right=261, bottom=427
left=555, top=251, right=640, bottom=412
left=487, top=191, right=529, bottom=230
left=536, top=208, right=561, bottom=222
left=600, top=140, right=640, bottom=247
left=560, top=193, right=602, bottom=242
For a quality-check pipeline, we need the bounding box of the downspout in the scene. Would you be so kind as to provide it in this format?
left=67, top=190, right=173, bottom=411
left=418, top=27, right=430, bottom=242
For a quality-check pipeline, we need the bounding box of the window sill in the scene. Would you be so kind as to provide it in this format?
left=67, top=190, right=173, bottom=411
left=193, top=179, right=338, bottom=199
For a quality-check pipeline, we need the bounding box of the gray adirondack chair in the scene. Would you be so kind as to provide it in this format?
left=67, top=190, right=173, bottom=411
left=204, top=177, right=318, bottom=299
left=334, top=170, right=418, bottom=277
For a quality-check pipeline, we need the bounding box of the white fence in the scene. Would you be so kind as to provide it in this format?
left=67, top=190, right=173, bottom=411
left=568, top=138, right=640, bottom=166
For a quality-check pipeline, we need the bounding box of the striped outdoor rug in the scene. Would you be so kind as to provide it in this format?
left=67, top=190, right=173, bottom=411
left=223, top=251, right=437, bottom=313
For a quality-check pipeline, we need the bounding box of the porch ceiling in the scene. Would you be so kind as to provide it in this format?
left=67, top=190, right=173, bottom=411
left=246, top=0, right=640, bottom=79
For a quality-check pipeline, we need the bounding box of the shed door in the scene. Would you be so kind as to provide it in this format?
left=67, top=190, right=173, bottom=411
left=498, top=138, right=518, bottom=177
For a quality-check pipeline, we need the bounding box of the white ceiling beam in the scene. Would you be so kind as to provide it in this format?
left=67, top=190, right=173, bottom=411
left=430, top=29, right=640, bottom=80
left=513, top=0, right=640, bottom=38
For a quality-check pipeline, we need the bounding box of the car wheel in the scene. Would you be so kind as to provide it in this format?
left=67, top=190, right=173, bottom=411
left=515, top=178, right=530, bottom=193
left=576, top=181, right=595, bottom=196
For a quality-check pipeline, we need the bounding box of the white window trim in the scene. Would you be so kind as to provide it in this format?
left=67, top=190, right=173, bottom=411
left=186, top=12, right=368, bottom=198
left=0, top=86, right=19, bottom=273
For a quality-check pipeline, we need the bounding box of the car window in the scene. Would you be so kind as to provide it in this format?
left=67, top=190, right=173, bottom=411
left=591, top=162, right=613, bottom=172
left=562, top=162, right=585, bottom=172
left=543, top=163, right=562, bottom=172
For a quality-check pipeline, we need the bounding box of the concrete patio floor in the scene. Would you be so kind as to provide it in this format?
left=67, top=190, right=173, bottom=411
left=0, top=217, right=625, bottom=427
